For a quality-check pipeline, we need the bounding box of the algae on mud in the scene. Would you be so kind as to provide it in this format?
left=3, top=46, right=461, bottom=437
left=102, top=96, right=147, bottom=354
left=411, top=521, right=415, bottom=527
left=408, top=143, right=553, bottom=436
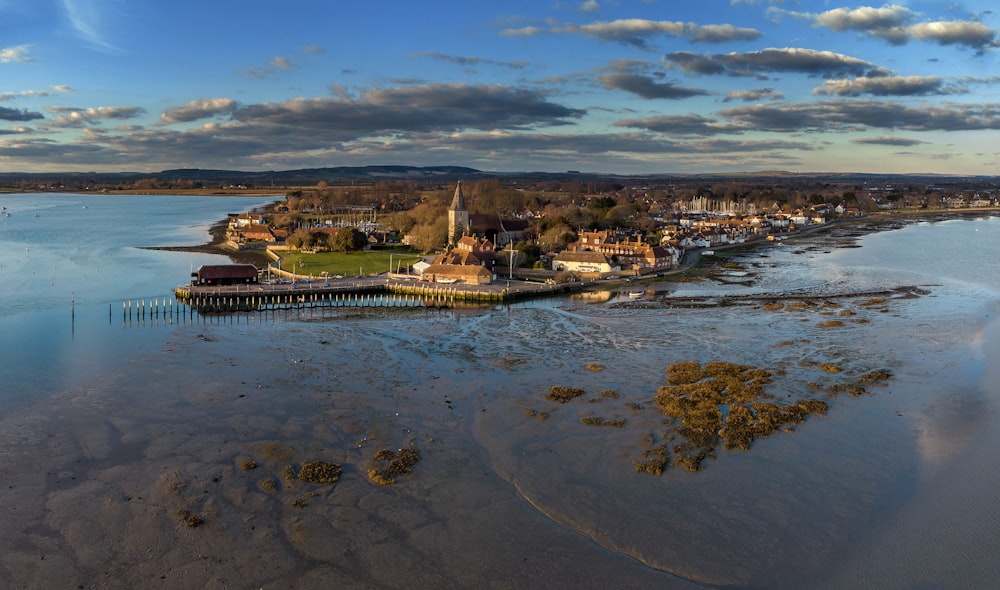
left=535, top=358, right=891, bottom=474
left=545, top=385, right=587, bottom=403
left=581, top=416, right=627, bottom=428
left=297, top=461, right=343, bottom=484
left=367, top=448, right=421, bottom=486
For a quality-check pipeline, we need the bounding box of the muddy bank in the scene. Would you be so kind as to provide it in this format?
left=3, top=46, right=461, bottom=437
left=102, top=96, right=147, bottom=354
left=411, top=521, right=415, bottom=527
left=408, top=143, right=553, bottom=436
left=143, top=219, right=272, bottom=267
left=0, top=318, right=687, bottom=589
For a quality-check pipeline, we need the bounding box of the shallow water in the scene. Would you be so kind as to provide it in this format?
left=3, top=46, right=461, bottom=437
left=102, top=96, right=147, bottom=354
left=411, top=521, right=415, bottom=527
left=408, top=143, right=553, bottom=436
left=0, top=193, right=275, bottom=407
left=1, top=203, right=999, bottom=589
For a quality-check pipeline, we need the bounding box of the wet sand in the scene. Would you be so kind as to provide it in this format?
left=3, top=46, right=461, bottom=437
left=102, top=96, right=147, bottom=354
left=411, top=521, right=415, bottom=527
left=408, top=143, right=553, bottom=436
left=1, top=292, right=996, bottom=589
left=3, top=216, right=1000, bottom=589
left=0, top=316, right=693, bottom=589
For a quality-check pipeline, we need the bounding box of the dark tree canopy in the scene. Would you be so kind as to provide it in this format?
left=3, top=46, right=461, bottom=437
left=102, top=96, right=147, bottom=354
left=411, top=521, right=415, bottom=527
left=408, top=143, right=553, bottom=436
left=328, top=227, right=368, bottom=252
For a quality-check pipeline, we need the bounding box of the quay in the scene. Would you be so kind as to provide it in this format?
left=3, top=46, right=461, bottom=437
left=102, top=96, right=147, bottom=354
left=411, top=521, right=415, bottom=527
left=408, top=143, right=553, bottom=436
left=164, top=277, right=578, bottom=314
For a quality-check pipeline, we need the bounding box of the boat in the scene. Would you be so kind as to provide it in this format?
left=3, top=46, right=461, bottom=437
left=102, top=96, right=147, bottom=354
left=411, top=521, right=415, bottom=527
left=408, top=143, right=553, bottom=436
left=702, top=250, right=715, bottom=256
left=628, top=291, right=643, bottom=299
left=436, top=277, right=459, bottom=284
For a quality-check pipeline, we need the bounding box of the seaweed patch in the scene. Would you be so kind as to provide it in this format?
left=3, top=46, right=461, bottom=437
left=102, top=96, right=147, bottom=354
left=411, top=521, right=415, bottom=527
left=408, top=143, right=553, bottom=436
left=297, top=461, right=343, bottom=484
left=367, top=448, right=421, bottom=486
left=545, top=386, right=586, bottom=403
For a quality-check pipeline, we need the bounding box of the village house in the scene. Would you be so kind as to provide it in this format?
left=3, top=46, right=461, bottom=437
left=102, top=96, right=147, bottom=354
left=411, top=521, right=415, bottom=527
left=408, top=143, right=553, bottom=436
left=231, top=223, right=277, bottom=244
left=226, top=212, right=278, bottom=246
left=771, top=214, right=792, bottom=230
left=420, top=263, right=494, bottom=285
left=971, top=195, right=995, bottom=208
left=559, top=229, right=679, bottom=274
left=790, top=210, right=810, bottom=227
left=229, top=212, right=266, bottom=228
left=433, top=235, right=497, bottom=273
left=689, top=217, right=760, bottom=244
left=551, top=250, right=615, bottom=274
left=455, top=234, right=495, bottom=256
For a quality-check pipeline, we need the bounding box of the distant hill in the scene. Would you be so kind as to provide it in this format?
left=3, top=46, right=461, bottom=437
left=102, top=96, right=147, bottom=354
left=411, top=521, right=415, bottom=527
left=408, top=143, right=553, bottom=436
left=0, top=165, right=487, bottom=187
left=157, top=165, right=485, bottom=184
left=1, top=165, right=995, bottom=189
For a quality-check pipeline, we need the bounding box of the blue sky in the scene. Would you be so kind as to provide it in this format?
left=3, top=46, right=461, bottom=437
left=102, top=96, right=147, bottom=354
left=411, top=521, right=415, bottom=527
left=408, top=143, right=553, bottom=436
left=1, top=1, right=998, bottom=175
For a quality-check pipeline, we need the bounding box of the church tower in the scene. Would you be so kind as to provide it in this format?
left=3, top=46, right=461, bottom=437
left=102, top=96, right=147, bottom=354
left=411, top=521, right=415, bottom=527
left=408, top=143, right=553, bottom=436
left=448, top=181, right=470, bottom=246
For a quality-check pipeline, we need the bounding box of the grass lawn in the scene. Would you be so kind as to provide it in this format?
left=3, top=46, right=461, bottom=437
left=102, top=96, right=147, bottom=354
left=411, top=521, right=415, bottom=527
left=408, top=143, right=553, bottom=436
left=276, top=248, right=424, bottom=278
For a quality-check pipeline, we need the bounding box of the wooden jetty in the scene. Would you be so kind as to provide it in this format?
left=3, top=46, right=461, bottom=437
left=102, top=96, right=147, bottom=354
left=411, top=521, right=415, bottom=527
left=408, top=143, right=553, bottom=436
left=119, top=279, right=579, bottom=318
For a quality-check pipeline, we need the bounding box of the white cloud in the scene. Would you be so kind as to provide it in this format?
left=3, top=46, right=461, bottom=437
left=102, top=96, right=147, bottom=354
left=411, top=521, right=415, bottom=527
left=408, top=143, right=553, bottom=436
left=160, top=98, right=239, bottom=124
left=60, top=0, right=119, bottom=51
left=241, top=56, right=296, bottom=79
left=503, top=19, right=761, bottom=47
left=500, top=26, right=544, bottom=37
left=909, top=21, right=996, bottom=48
left=0, top=44, right=32, bottom=63
left=723, top=87, right=784, bottom=102
left=773, top=4, right=998, bottom=50
left=813, top=5, right=913, bottom=32
left=270, top=56, right=294, bottom=71
left=47, top=105, right=145, bottom=127
left=813, top=75, right=953, bottom=97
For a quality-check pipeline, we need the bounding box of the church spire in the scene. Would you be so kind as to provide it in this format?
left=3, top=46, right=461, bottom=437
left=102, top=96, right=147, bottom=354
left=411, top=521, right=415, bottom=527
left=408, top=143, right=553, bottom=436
left=448, top=181, right=470, bottom=246
left=450, top=181, right=467, bottom=212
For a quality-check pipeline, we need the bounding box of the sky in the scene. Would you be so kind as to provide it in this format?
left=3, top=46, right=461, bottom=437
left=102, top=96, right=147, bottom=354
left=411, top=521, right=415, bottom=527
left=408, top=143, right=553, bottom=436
left=1, top=0, right=999, bottom=176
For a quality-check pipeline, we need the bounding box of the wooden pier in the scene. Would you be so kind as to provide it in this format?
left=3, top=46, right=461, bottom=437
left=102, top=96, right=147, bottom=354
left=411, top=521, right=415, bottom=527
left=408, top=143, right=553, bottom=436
left=118, top=278, right=579, bottom=320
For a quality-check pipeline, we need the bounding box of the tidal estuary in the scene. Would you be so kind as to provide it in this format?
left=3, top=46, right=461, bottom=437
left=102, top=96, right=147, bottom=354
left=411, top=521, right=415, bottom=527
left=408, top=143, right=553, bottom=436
left=1, top=194, right=998, bottom=589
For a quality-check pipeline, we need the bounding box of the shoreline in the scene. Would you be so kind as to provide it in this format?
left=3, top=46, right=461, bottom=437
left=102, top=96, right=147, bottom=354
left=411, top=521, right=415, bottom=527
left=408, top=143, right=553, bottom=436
left=143, top=217, right=274, bottom=267
left=142, top=206, right=1000, bottom=300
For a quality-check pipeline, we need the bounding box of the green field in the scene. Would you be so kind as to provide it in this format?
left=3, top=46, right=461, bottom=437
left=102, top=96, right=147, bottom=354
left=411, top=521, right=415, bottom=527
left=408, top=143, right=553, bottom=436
left=275, top=248, right=424, bottom=278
